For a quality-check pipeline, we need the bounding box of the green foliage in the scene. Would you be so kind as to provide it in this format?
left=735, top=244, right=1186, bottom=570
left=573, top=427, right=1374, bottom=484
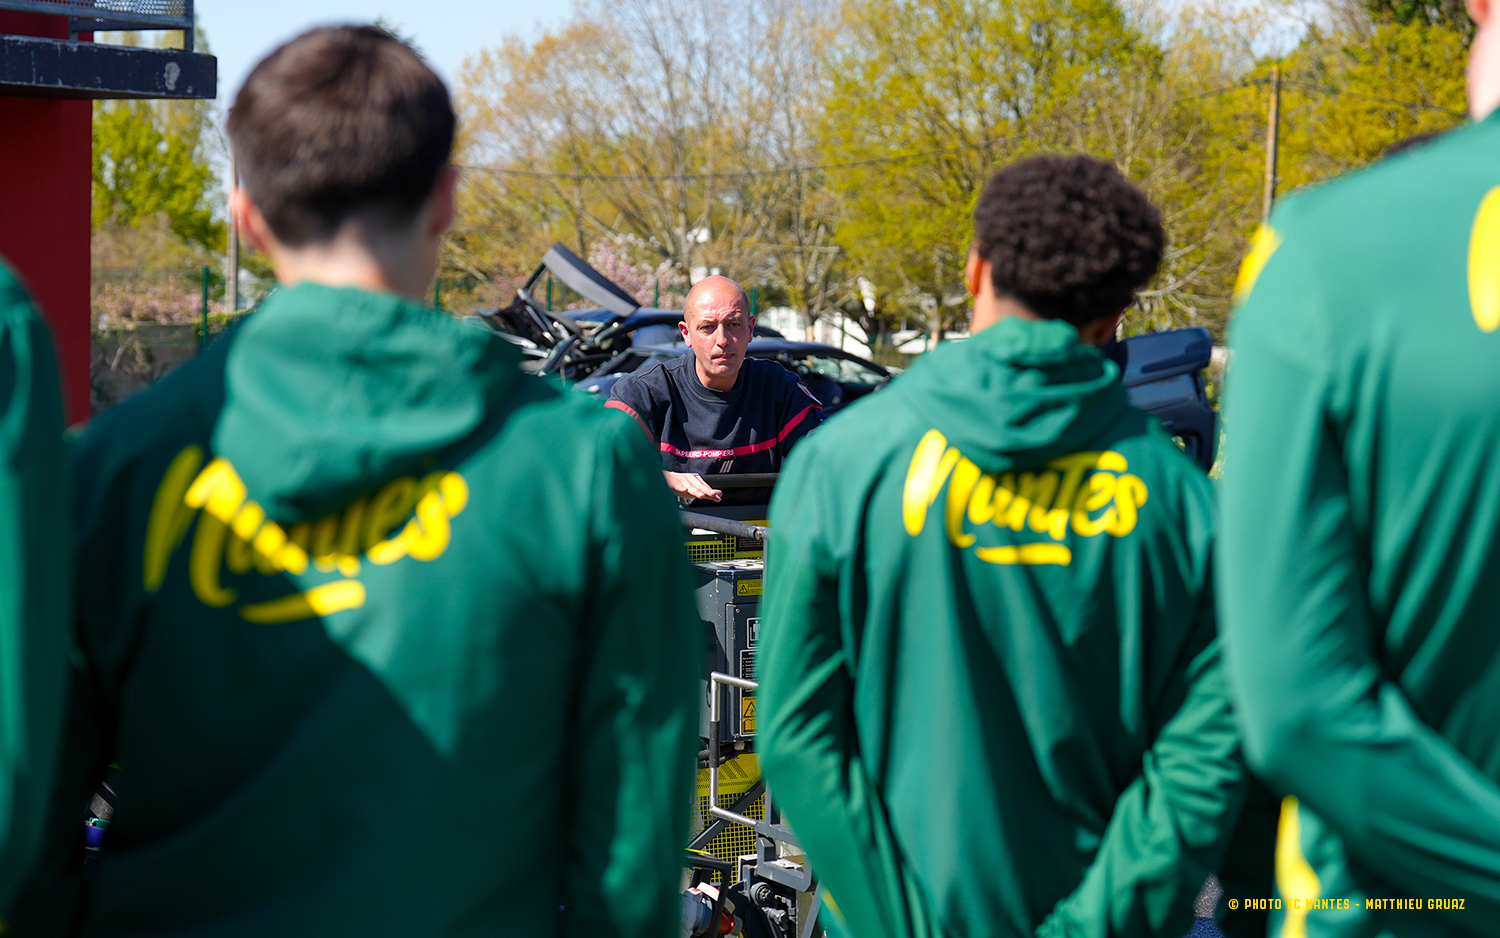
left=92, top=97, right=223, bottom=251
left=820, top=0, right=1148, bottom=325
left=1275, top=19, right=1469, bottom=187
left=1364, top=0, right=1473, bottom=38
left=449, top=0, right=1477, bottom=342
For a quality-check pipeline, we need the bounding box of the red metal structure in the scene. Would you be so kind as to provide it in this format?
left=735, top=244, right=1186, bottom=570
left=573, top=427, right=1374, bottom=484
left=0, top=1, right=214, bottom=423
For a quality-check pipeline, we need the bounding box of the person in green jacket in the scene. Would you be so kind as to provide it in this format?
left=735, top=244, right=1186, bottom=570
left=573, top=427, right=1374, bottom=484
left=8, top=26, right=699, bottom=937
left=758, top=155, right=1248, bottom=938
left=0, top=260, right=70, bottom=923
left=1220, top=2, right=1500, bottom=935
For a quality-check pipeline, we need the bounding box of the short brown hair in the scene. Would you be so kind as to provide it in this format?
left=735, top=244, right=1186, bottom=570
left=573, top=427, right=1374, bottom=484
left=227, top=25, right=455, bottom=246
left=973, top=155, right=1163, bottom=327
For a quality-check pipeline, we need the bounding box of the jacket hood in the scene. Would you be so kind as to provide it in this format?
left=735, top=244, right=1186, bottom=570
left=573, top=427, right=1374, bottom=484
left=213, top=283, right=521, bottom=522
left=892, top=316, right=1130, bottom=473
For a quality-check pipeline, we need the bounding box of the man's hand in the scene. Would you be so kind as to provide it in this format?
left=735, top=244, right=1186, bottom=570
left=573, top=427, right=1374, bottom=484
left=664, top=471, right=722, bottom=502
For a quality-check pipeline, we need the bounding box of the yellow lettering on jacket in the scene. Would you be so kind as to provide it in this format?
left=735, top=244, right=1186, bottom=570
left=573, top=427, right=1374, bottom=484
left=901, top=434, right=1151, bottom=567
left=945, top=458, right=982, bottom=548
left=240, top=580, right=368, bottom=624
left=142, top=447, right=469, bottom=622
left=143, top=445, right=205, bottom=592
left=904, top=429, right=958, bottom=535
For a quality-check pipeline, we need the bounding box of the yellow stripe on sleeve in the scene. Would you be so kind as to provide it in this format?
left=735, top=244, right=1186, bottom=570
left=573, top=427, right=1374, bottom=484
left=1276, top=795, right=1322, bottom=938
left=1234, top=224, right=1283, bottom=305
left=1467, top=185, right=1500, bottom=333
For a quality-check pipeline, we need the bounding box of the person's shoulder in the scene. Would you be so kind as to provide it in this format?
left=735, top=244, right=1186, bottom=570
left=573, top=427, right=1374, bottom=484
left=1269, top=118, right=1500, bottom=255
left=610, top=354, right=682, bottom=400
left=1098, top=417, right=1215, bottom=528
left=745, top=356, right=794, bottom=382
left=80, top=323, right=238, bottom=461
left=0, top=258, right=36, bottom=317
left=507, top=377, right=640, bottom=450
left=785, top=383, right=911, bottom=472
left=1235, top=121, right=1500, bottom=367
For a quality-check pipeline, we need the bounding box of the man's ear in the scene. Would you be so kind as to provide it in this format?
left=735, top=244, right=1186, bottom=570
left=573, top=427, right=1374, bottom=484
left=965, top=249, right=985, bottom=297
left=427, top=165, right=460, bottom=237
left=679, top=318, right=691, bottom=342
left=1471, top=0, right=1491, bottom=27
left=1077, top=310, right=1126, bottom=347
left=229, top=187, right=275, bottom=256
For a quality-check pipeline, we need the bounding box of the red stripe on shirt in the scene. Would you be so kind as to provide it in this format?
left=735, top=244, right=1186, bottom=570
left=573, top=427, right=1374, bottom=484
left=658, top=404, right=819, bottom=459
left=605, top=399, right=653, bottom=440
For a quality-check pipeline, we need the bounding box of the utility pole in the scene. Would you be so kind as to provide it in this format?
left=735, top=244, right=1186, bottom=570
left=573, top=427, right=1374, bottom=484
left=226, top=148, right=240, bottom=313
left=1262, top=66, right=1281, bottom=223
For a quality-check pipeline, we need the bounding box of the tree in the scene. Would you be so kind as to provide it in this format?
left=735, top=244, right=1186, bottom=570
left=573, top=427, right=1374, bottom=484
left=93, top=100, right=221, bottom=251
left=448, top=0, right=842, bottom=319
left=1365, top=0, right=1473, bottom=37
left=817, top=0, right=1151, bottom=340
left=92, top=30, right=223, bottom=256
left=1272, top=18, right=1468, bottom=189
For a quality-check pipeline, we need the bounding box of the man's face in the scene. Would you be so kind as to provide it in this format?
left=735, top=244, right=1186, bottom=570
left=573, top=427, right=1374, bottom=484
left=681, top=295, right=754, bottom=389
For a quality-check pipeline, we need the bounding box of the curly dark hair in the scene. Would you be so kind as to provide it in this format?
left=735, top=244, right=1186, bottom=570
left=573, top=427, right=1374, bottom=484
left=973, top=155, right=1163, bottom=327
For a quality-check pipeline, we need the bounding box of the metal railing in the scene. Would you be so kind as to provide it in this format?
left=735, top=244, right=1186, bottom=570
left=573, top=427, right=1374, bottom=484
left=706, top=671, right=800, bottom=850
left=0, top=0, right=195, bottom=49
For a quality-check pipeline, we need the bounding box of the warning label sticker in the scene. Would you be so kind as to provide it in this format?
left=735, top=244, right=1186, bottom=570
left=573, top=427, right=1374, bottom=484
left=737, top=579, right=762, bottom=596
left=741, top=695, right=757, bottom=734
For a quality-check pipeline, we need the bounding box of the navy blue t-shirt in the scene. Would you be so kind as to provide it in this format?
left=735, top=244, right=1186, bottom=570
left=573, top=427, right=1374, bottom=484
left=606, top=353, right=823, bottom=479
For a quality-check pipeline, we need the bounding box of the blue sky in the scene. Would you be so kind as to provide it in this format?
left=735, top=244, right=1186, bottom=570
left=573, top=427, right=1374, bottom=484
left=197, top=0, right=574, bottom=105
left=189, top=0, right=574, bottom=193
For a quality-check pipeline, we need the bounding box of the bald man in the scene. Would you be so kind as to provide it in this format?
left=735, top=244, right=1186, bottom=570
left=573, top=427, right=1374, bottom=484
left=607, top=276, right=823, bottom=502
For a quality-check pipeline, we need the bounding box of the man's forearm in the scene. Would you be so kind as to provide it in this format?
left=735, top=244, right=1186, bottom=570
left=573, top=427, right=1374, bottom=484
left=664, top=470, right=721, bottom=501
left=1037, top=640, right=1244, bottom=938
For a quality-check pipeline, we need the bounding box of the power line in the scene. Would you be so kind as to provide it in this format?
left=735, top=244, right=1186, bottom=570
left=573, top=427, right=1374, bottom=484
left=1212, top=75, right=1464, bottom=115
left=459, top=78, right=1461, bottom=184
left=460, top=138, right=1005, bottom=183
left=1276, top=77, right=1465, bottom=116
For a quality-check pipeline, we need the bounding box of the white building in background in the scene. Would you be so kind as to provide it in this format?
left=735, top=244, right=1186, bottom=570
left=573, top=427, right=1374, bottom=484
left=756, top=306, right=874, bottom=358
left=889, top=329, right=970, bottom=355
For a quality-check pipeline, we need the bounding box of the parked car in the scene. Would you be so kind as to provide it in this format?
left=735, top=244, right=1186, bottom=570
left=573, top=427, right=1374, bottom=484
left=469, top=242, right=1216, bottom=469
left=576, top=337, right=892, bottom=415
left=472, top=242, right=781, bottom=382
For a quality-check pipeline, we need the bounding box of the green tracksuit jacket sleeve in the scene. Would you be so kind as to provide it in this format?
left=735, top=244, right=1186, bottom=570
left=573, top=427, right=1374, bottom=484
left=565, top=414, right=702, bottom=938
left=0, top=264, right=69, bottom=913
left=758, top=490, right=934, bottom=938
left=1035, top=626, right=1239, bottom=938
left=7, top=285, right=699, bottom=936
left=1222, top=204, right=1500, bottom=933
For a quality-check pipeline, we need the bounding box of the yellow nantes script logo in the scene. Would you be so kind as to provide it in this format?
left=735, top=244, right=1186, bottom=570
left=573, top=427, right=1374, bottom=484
left=142, top=445, right=469, bottom=623
left=902, top=429, right=1147, bottom=566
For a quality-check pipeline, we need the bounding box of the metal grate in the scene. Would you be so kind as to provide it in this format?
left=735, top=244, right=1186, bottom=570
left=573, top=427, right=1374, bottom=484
left=688, top=536, right=736, bottom=563
left=686, top=534, right=763, bottom=564
left=0, top=0, right=193, bottom=30
left=691, top=791, right=765, bottom=884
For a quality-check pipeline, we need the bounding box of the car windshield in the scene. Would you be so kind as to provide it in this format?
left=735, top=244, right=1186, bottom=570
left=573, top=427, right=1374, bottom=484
left=630, top=324, right=682, bottom=346
left=791, top=354, right=887, bottom=385
left=596, top=348, right=683, bottom=376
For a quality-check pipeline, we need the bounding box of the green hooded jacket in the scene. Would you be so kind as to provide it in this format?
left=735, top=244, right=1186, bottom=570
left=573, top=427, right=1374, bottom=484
left=9, top=283, right=700, bottom=937
left=758, top=317, right=1245, bottom=938
left=1221, top=111, right=1500, bottom=938
left=0, top=261, right=70, bottom=918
